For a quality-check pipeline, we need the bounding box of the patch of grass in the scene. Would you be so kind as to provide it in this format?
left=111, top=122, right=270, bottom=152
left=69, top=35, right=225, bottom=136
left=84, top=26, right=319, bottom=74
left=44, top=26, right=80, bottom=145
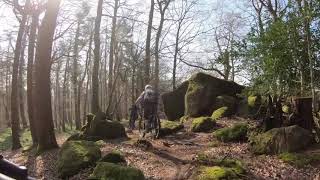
left=278, top=152, right=320, bottom=168
left=213, top=123, right=248, bottom=142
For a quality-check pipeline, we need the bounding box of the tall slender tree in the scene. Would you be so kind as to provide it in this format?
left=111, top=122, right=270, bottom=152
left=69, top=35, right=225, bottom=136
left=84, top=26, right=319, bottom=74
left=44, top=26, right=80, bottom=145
left=33, top=0, right=61, bottom=151
left=144, top=0, right=155, bottom=86
left=91, top=0, right=103, bottom=114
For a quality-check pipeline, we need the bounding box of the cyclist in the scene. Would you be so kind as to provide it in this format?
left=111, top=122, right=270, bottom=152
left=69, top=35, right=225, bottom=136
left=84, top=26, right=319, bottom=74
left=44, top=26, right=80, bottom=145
left=135, top=85, right=159, bottom=134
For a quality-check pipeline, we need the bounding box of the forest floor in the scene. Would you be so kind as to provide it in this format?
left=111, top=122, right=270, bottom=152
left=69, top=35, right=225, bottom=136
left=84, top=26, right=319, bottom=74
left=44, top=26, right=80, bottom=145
left=1, top=117, right=320, bottom=180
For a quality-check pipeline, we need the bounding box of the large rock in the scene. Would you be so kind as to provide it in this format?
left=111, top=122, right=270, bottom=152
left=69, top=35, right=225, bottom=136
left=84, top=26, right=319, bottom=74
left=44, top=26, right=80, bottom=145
left=88, top=120, right=127, bottom=139
left=57, top=141, right=101, bottom=178
left=89, top=162, right=145, bottom=180
left=249, top=125, right=313, bottom=154
left=185, top=73, right=243, bottom=117
left=162, top=81, right=189, bottom=121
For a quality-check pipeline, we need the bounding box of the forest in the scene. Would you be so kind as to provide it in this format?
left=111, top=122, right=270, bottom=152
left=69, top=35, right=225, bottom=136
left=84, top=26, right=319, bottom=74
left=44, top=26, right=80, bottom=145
left=0, top=0, right=320, bottom=179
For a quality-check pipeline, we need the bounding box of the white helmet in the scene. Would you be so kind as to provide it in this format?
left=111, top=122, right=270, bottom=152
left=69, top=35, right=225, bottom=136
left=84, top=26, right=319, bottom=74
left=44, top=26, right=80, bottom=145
left=145, top=84, right=152, bottom=90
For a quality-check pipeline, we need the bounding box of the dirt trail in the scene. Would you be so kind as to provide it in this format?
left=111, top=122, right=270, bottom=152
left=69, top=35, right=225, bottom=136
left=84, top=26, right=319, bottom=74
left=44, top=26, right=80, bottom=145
left=2, top=118, right=320, bottom=180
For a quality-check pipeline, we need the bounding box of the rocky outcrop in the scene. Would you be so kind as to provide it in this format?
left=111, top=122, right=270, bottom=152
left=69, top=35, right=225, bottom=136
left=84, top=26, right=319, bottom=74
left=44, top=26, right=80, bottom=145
left=249, top=125, right=314, bottom=154
left=162, top=81, right=189, bottom=121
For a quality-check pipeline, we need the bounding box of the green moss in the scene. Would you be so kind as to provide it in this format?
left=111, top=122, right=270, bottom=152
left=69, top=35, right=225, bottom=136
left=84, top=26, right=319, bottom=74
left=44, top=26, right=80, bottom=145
left=248, top=96, right=257, bottom=108
left=212, top=107, right=228, bottom=120
left=57, top=140, right=101, bottom=178
left=196, top=154, right=245, bottom=175
left=197, top=166, right=236, bottom=180
left=214, top=123, right=248, bottom=142
left=160, top=120, right=184, bottom=136
left=179, top=116, right=190, bottom=123
left=100, top=151, right=126, bottom=164
left=278, top=152, right=320, bottom=167
left=196, top=158, right=245, bottom=180
left=89, top=162, right=145, bottom=180
left=0, top=128, right=33, bottom=151
left=282, top=105, right=290, bottom=113
left=191, top=117, right=216, bottom=132
left=248, top=130, right=274, bottom=154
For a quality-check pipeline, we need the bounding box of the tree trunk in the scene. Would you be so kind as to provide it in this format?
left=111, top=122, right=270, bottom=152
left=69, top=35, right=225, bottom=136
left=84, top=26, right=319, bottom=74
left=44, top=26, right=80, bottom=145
left=27, top=12, right=39, bottom=145
left=18, top=27, right=28, bottom=129
left=289, top=97, right=314, bottom=131
left=33, top=0, right=61, bottom=151
left=107, top=0, right=119, bottom=115
left=11, top=0, right=30, bottom=150
left=62, top=54, right=70, bottom=132
left=144, top=0, right=155, bottom=86
left=91, top=0, right=103, bottom=114
left=155, top=0, right=170, bottom=91
left=73, top=22, right=81, bottom=130
left=173, top=23, right=181, bottom=90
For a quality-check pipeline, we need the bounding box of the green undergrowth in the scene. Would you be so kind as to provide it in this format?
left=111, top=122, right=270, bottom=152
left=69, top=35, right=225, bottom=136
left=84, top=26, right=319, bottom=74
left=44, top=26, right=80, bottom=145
left=278, top=152, right=320, bottom=167
left=0, top=127, right=79, bottom=151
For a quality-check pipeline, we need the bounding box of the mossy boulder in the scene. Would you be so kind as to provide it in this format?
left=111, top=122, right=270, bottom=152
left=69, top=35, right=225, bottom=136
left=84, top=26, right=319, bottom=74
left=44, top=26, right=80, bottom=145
left=57, top=140, right=101, bottom=178
left=185, top=73, right=243, bottom=117
left=278, top=152, right=320, bottom=167
left=191, top=117, right=216, bottom=132
left=212, top=107, right=229, bottom=120
left=197, top=166, right=237, bottom=180
left=213, top=123, right=248, bottom=142
left=100, top=151, right=126, bottom=165
left=196, top=157, right=245, bottom=180
left=162, top=81, right=189, bottom=121
left=249, top=125, right=313, bottom=154
left=159, top=120, right=184, bottom=136
left=89, top=162, right=145, bottom=180
left=88, top=119, right=127, bottom=140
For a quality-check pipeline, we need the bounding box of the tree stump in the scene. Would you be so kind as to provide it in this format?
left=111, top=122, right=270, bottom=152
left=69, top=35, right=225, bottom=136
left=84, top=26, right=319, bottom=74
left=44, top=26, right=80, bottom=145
left=289, top=97, right=314, bottom=131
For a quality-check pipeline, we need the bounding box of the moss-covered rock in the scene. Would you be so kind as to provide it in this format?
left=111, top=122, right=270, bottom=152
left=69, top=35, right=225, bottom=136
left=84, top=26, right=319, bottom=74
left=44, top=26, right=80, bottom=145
left=195, top=157, right=245, bottom=180
left=88, top=119, right=127, bottom=140
left=213, top=123, right=248, bottom=142
left=191, top=117, right=216, bottom=132
left=57, top=140, right=101, bottom=178
left=278, top=152, right=320, bottom=167
left=249, top=125, right=313, bottom=154
left=159, top=120, right=184, bottom=136
left=212, top=107, right=229, bottom=120
left=185, top=73, right=244, bottom=117
left=162, top=81, right=189, bottom=121
left=100, top=151, right=126, bottom=165
left=89, top=162, right=145, bottom=180
left=197, top=166, right=237, bottom=180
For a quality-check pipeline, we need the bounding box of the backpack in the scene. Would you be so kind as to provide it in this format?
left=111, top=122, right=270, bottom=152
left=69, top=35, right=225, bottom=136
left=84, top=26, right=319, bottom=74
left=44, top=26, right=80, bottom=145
left=143, top=89, right=158, bottom=105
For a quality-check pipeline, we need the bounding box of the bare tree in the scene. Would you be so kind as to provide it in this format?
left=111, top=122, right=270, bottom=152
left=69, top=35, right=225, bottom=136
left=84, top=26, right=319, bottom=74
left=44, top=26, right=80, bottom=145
left=144, top=0, right=155, bottom=86
left=91, top=0, right=103, bottom=114
left=33, top=0, right=61, bottom=151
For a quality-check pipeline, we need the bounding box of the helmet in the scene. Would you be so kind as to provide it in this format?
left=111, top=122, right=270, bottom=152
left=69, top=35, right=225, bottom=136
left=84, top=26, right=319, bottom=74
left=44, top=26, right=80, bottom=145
left=145, top=85, right=152, bottom=90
